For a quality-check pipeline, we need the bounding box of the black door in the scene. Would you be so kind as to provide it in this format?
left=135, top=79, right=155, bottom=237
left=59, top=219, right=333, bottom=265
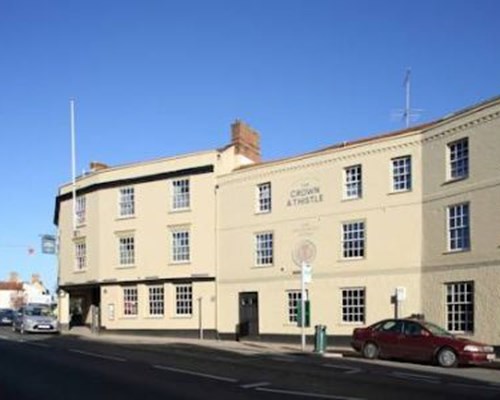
left=238, top=292, right=259, bottom=338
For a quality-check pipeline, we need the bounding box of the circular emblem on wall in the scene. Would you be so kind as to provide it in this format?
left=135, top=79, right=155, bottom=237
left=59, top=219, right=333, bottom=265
left=292, top=239, right=317, bottom=266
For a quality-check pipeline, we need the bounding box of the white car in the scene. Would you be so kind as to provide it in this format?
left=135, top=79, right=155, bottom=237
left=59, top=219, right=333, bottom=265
left=12, top=304, right=59, bottom=334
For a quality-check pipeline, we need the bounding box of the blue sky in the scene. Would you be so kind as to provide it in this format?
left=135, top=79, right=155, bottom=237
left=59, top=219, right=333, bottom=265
left=0, top=0, right=499, bottom=291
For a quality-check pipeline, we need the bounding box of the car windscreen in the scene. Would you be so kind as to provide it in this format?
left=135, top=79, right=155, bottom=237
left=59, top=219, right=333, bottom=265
left=25, top=307, right=52, bottom=317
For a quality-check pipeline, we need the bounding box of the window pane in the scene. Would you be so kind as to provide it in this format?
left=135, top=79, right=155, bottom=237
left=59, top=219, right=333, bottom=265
left=172, top=179, right=190, bottom=210
left=255, top=232, right=273, bottom=266
left=119, top=187, right=135, bottom=216
left=446, top=281, right=473, bottom=333
left=175, top=284, right=192, bottom=315
left=342, top=222, right=365, bottom=258
left=123, top=287, right=138, bottom=316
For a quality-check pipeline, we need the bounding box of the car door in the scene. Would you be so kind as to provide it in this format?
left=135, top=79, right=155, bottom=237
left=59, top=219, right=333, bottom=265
left=373, top=320, right=404, bottom=358
left=400, top=321, right=434, bottom=361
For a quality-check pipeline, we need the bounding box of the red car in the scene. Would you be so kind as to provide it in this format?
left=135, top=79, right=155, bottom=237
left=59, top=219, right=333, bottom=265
left=351, top=318, right=496, bottom=367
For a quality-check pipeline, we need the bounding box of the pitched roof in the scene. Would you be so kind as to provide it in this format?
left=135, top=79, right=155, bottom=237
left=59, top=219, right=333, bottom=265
left=0, top=282, right=23, bottom=291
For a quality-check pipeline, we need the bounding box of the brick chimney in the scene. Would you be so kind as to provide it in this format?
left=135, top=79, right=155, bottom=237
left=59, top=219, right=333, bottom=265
left=89, top=161, right=109, bottom=172
left=231, top=120, right=261, bottom=163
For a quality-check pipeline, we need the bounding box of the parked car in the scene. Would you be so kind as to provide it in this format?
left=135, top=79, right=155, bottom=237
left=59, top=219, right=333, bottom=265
left=12, top=304, right=59, bottom=334
left=0, top=309, right=15, bottom=325
left=351, top=318, right=496, bottom=367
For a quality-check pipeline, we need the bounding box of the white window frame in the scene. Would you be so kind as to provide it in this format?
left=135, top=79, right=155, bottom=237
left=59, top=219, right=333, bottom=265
left=392, top=156, right=412, bottom=192
left=119, top=235, right=135, bottom=266
left=119, top=187, right=135, bottom=217
left=341, top=287, right=365, bottom=324
left=75, top=195, right=86, bottom=225
left=148, top=285, right=164, bottom=316
left=123, top=286, right=138, bottom=316
left=74, top=240, right=86, bottom=271
left=341, top=221, right=365, bottom=259
left=256, top=182, right=272, bottom=213
left=447, top=203, right=470, bottom=252
left=255, top=232, right=274, bottom=266
left=175, top=284, right=192, bottom=316
left=171, top=229, right=190, bottom=263
left=448, top=138, right=469, bottom=180
left=446, top=281, right=474, bottom=333
left=171, top=178, right=190, bottom=211
left=344, top=165, right=362, bottom=199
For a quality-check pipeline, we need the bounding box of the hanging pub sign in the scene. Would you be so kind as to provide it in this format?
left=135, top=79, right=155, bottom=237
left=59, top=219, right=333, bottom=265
left=41, top=234, right=57, bottom=255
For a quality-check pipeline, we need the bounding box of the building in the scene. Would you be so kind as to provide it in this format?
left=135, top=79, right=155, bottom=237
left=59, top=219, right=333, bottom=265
left=54, top=96, right=500, bottom=345
left=0, top=273, right=51, bottom=309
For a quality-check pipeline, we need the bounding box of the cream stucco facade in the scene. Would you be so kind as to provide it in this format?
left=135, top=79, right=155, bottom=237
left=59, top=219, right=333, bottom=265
left=55, top=97, right=500, bottom=345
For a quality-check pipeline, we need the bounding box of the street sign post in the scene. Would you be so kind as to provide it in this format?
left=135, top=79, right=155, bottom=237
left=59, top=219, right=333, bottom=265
left=293, top=240, right=316, bottom=352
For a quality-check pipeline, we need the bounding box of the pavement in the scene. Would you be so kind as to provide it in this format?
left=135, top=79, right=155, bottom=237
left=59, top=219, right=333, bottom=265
left=64, top=326, right=351, bottom=356
left=63, top=326, right=500, bottom=368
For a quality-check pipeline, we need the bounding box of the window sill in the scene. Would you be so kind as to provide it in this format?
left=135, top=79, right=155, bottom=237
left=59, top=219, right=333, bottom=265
left=442, top=176, right=469, bottom=186
left=145, top=315, right=165, bottom=319
left=252, top=264, right=274, bottom=269
left=172, top=315, right=193, bottom=319
left=119, top=316, right=138, bottom=320
left=73, top=269, right=87, bottom=274
left=442, top=249, right=470, bottom=255
left=116, top=215, right=136, bottom=221
left=340, top=321, right=365, bottom=326
left=116, top=265, right=136, bottom=269
left=255, top=210, right=271, bottom=215
left=169, top=261, right=191, bottom=266
left=76, top=223, right=87, bottom=228
left=337, top=257, right=365, bottom=263
left=169, top=208, right=191, bottom=214
left=342, top=196, right=362, bottom=202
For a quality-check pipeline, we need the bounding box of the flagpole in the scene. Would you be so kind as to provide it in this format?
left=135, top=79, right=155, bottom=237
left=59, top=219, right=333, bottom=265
left=70, top=99, right=77, bottom=233
left=404, top=68, right=411, bottom=128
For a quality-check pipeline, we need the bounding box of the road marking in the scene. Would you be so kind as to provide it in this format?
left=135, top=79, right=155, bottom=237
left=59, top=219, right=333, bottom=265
left=240, top=381, right=270, bottom=389
left=69, top=349, right=126, bottom=362
left=153, top=365, right=238, bottom=383
left=0, top=335, right=10, bottom=340
left=256, top=387, right=364, bottom=400
left=322, top=364, right=362, bottom=374
left=391, top=371, right=440, bottom=384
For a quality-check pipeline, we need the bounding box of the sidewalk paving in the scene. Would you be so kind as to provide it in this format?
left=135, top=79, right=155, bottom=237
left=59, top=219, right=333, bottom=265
left=63, top=326, right=353, bottom=356
left=63, top=327, right=499, bottom=369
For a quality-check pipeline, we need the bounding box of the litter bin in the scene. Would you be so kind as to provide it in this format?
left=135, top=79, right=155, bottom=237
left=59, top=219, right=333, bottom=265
left=314, top=325, right=327, bottom=353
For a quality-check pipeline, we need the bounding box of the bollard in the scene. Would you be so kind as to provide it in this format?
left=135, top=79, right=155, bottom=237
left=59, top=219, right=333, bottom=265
left=314, top=325, right=327, bottom=353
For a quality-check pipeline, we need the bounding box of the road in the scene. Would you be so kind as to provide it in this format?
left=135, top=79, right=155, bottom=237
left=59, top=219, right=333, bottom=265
left=0, top=326, right=499, bottom=400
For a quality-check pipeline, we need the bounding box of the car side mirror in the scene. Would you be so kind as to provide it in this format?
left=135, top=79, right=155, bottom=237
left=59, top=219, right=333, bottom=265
left=421, top=330, right=430, bottom=337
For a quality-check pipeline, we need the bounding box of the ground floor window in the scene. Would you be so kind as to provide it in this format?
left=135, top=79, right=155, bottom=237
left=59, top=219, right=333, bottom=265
left=175, top=284, right=192, bottom=315
left=123, top=286, right=138, bottom=316
left=446, top=281, right=474, bottom=333
left=341, top=287, right=365, bottom=323
left=287, top=291, right=301, bottom=323
left=148, top=285, right=164, bottom=316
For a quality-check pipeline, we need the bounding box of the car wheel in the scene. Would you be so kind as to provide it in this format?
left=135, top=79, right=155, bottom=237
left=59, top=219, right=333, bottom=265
left=437, top=347, right=458, bottom=368
left=362, top=342, right=379, bottom=359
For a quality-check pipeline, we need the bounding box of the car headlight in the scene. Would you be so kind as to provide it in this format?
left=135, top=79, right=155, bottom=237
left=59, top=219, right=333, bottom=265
left=483, top=346, right=494, bottom=353
left=463, top=345, right=481, bottom=352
